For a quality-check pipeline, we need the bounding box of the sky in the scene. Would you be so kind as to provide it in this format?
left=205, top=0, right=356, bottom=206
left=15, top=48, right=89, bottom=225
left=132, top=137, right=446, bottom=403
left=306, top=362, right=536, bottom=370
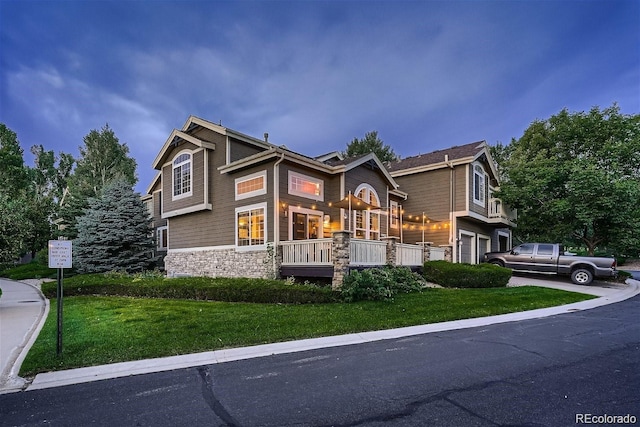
left=1, top=0, right=638, bottom=194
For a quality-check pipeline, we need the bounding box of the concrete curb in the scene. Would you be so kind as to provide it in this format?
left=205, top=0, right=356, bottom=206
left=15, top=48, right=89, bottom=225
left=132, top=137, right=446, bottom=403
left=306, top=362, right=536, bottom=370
left=23, top=279, right=640, bottom=392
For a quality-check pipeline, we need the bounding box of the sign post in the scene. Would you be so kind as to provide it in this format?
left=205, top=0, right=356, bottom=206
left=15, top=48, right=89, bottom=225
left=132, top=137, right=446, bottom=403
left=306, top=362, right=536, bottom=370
left=48, top=239, right=72, bottom=356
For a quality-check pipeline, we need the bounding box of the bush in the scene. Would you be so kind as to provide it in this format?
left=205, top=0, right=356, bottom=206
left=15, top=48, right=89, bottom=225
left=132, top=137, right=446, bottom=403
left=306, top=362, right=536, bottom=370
left=340, top=266, right=425, bottom=302
left=41, top=273, right=339, bottom=304
left=422, top=261, right=511, bottom=288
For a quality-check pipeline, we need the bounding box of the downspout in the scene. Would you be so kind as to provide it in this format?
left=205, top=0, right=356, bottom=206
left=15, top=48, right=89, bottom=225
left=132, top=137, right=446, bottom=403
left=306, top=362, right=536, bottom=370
left=273, top=152, right=286, bottom=276
left=446, top=155, right=455, bottom=261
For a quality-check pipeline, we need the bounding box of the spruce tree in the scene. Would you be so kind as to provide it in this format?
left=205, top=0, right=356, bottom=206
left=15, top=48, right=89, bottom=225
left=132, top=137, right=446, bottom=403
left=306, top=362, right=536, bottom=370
left=74, top=179, right=153, bottom=273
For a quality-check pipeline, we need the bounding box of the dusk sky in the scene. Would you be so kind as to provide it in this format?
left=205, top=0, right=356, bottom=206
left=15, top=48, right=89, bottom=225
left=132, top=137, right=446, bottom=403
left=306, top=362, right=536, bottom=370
left=1, top=0, right=638, bottom=194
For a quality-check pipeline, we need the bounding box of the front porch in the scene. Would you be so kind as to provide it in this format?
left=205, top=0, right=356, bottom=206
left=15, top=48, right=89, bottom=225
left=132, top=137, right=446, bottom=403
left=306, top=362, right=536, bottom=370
left=279, top=231, right=452, bottom=288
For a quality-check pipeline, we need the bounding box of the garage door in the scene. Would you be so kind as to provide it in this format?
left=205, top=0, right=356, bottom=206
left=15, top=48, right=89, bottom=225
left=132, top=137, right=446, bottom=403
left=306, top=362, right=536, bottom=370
left=460, top=234, right=473, bottom=263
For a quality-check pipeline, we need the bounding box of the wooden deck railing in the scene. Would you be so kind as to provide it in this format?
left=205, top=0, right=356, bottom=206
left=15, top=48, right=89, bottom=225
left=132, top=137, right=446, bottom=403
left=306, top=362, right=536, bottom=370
left=397, top=243, right=423, bottom=266
left=280, top=238, right=424, bottom=267
left=350, top=239, right=387, bottom=266
left=280, top=239, right=333, bottom=265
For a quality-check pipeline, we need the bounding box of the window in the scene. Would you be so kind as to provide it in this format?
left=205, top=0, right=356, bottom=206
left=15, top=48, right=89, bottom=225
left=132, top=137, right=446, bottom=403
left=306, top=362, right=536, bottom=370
left=156, top=226, right=168, bottom=251
left=390, top=200, right=399, bottom=229
left=236, top=203, right=266, bottom=247
left=144, top=199, right=153, bottom=218
left=235, top=171, right=267, bottom=200
left=537, top=244, right=554, bottom=255
left=514, top=244, right=534, bottom=255
left=293, top=212, right=321, bottom=240
left=288, top=171, right=323, bottom=201
left=172, top=152, right=192, bottom=199
left=354, top=184, right=380, bottom=240
left=473, top=164, right=485, bottom=206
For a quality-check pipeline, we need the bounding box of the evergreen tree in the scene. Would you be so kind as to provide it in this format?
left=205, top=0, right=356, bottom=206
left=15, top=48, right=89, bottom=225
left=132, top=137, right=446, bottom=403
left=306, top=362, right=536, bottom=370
left=74, top=179, right=153, bottom=273
left=59, top=124, right=137, bottom=239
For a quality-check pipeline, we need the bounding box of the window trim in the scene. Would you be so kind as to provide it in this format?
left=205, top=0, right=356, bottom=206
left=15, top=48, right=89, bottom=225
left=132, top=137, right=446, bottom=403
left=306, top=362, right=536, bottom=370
left=156, top=226, right=168, bottom=251
left=235, top=170, right=267, bottom=201
left=172, top=151, right=193, bottom=200
left=353, top=183, right=381, bottom=240
left=288, top=206, right=324, bottom=240
left=473, top=163, right=486, bottom=207
left=235, top=202, right=268, bottom=250
left=390, top=200, right=399, bottom=229
left=288, top=171, right=324, bottom=201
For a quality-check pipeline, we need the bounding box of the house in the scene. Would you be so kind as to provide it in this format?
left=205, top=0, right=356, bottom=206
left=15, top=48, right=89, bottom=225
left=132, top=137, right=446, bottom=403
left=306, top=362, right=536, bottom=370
left=387, top=141, right=516, bottom=264
left=146, top=116, right=515, bottom=287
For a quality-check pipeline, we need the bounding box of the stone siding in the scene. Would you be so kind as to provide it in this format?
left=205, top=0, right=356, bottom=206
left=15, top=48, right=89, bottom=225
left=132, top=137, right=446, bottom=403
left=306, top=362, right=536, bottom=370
left=165, top=246, right=275, bottom=278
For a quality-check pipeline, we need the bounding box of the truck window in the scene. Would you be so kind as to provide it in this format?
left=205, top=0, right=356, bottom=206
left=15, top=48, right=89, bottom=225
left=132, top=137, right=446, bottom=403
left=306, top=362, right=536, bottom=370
left=537, top=244, right=554, bottom=255
left=515, top=244, right=534, bottom=255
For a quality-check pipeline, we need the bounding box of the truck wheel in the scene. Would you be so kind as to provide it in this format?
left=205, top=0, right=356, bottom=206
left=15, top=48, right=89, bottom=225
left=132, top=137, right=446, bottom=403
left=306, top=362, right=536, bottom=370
left=489, top=260, right=504, bottom=268
left=571, top=268, right=593, bottom=285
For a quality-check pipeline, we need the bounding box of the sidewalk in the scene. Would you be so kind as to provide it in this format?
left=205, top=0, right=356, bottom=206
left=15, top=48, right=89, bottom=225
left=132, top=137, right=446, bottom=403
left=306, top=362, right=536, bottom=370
left=0, top=278, right=49, bottom=393
left=1, top=275, right=639, bottom=394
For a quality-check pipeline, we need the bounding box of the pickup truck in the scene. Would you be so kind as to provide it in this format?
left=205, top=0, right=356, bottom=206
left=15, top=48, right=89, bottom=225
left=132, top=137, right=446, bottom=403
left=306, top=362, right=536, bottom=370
left=483, top=243, right=617, bottom=285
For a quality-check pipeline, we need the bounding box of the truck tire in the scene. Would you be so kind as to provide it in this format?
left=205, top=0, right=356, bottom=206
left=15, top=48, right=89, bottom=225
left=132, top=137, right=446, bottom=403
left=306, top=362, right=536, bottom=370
left=571, top=268, right=593, bottom=285
left=489, top=260, right=505, bottom=268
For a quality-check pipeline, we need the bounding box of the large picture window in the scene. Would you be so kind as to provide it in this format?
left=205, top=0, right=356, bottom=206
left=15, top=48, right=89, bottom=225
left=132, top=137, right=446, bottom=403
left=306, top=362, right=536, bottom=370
left=236, top=203, right=266, bottom=248
left=172, top=152, right=192, bottom=199
left=288, top=171, right=323, bottom=201
left=235, top=170, right=267, bottom=200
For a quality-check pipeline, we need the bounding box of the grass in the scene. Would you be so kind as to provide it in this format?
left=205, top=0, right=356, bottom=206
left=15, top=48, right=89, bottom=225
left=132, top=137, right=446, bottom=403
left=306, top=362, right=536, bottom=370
left=0, top=262, right=59, bottom=280
left=20, top=286, right=595, bottom=377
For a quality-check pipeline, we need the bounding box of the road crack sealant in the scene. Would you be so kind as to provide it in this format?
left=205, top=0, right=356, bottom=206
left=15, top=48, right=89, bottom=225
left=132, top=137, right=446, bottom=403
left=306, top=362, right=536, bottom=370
left=197, top=366, right=241, bottom=427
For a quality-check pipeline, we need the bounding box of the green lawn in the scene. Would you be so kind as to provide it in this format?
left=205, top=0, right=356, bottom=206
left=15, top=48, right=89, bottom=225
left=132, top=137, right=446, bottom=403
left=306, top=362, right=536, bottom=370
left=20, top=286, right=594, bottom=376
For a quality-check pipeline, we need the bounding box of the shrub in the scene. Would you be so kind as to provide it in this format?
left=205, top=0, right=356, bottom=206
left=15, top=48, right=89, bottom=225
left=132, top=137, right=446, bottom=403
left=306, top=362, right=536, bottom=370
left=41, top=273, right=339, bottom=304
left=422, top=261, right=511, bottom=288
left=340, top=266, right=425, bottom=302
left=341, top=269, right=394, bottom=302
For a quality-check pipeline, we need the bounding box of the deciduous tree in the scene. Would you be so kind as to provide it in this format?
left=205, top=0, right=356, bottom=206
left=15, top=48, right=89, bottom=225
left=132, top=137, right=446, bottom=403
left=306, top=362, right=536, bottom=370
left=492, top=104, right=640, bottom=256
left=343, top=130, right=398, bottom=162
left=59, top=124, right=137, bottom=239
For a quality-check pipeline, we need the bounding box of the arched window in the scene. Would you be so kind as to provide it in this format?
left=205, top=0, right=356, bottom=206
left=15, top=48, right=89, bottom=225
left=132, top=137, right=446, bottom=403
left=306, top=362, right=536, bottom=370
left=172, top=152, right=192, bottom=199
left=354, top=184, right=381, bottom=240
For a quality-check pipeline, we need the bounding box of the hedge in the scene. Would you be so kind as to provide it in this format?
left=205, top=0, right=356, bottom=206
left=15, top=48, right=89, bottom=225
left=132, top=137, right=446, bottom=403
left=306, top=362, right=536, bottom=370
left=41, top=273, right=339, bottom=304
left=422, top=261, right=511, bottom=288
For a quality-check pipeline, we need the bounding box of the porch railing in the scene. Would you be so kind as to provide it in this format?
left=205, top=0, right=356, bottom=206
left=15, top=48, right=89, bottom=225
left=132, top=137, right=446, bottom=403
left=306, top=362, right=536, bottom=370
left=430, top=247, right=446, bottom=261
left=350, top=239, right=387, bottom=266
left=489, top=198, right=517, bottom=221
left=397, top=243, right=423, bottom=266
left=280, top=238, right=333, bottom=265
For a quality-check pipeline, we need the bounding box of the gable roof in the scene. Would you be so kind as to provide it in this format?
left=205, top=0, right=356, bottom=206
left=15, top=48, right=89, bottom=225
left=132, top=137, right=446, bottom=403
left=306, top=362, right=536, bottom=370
left=388, top=141, right=499, bottom=182
left=152, top=129, right=216, bottom=170
left=388, top=141, right=485, bottom=172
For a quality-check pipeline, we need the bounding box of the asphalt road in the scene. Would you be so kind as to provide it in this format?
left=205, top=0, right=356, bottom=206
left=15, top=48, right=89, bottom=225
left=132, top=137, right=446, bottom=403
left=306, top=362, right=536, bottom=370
left=1, top=295, right=639, bottom=426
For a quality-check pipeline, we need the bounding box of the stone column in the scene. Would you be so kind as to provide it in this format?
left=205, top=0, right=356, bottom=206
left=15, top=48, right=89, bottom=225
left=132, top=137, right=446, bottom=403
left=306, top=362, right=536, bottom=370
left=443, top=245, right=453, bottom=262
left=273, top=244, right=283, bottom=279
left=382, top=236, right=399, bottom=266
left=332, top=230, right=352, bottom=290
left=419, top=241, right=432, bottom=263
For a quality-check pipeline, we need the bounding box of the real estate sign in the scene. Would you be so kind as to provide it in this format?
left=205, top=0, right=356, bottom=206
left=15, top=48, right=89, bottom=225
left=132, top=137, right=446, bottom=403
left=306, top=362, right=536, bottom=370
left=48, top=240, right=72, bottom=269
